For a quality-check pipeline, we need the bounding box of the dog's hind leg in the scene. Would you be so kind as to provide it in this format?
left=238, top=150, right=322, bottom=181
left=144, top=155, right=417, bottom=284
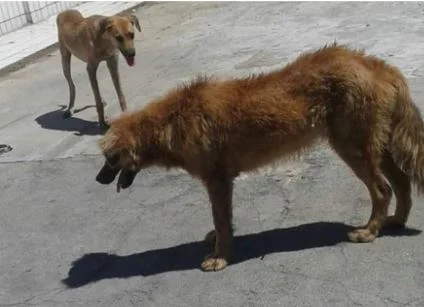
left=87, top=62, right=108, bottom=128
left=201, top=172, right=234, bottom=272
left=60, top=44, right=76, bottom=119
left=332, top=143, right=392, bottom=242
left=380, top=150, right=412, bottom=228
left=106, top=54, right=127, bottom=112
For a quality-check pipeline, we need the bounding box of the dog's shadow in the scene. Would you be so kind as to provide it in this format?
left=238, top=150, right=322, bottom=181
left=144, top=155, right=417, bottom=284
left=35, top=105, right=105, bottom=136
left=61, top=222, right=421, bottom=288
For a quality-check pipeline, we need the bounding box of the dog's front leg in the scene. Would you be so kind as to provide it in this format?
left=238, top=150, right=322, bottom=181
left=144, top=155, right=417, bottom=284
left=106, top=55, right=127, bottom=112
left=87, top=62, right=108, bottom=128
left=201, top=173, right=234, bottom=272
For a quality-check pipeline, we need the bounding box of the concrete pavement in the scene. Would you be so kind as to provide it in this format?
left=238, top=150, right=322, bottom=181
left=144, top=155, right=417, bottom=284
left=1, top=2, right=424, bottom=306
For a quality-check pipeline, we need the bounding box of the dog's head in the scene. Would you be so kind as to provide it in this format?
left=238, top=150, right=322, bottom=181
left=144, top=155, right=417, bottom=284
left=96, top=127, right=144, bottom=192
left=96, top=14, right=141, bottom=66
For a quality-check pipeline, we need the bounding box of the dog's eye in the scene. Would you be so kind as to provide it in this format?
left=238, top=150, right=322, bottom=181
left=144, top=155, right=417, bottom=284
left=115, top=35, right=124, bottom=42
left=128, top=32, right=134, bottom=39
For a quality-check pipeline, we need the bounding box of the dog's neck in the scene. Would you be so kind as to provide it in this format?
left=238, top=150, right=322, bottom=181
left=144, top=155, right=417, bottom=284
left=124, top=111, right=185, bottom=170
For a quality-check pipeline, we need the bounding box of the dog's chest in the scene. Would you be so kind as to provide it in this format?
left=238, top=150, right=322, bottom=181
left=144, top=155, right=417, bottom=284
left=95, top=44, right=118, bottom=61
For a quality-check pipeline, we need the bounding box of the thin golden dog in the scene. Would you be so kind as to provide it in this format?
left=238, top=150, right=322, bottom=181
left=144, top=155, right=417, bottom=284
left=56, top=9, right=141, bottom=128
left=95, top=44, right=424, bottom=271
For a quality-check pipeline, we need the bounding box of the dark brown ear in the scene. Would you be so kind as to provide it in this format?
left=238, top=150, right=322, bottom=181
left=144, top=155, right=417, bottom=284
left=96, top=160, right=121, bottom=185
left=126, top=15, right=141, bottom=32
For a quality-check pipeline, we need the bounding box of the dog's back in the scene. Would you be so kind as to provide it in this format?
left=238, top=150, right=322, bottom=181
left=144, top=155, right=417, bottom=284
left=125, top=45, right=411, bottom=174
left=100, top=43, right=424, bottom=182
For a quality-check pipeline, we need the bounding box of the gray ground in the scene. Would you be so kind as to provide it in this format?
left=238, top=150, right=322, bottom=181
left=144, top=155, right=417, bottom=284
left=1, top=2, right=424, bottom=306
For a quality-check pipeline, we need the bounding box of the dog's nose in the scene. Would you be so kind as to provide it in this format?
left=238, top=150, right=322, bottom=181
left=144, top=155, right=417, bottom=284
left=124, top=49, right=135, bottom=57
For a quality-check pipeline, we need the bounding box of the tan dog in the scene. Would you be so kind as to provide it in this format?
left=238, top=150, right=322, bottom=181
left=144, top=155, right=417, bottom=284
left=56, top=9, right=141, bottom=128
left=95, top=44, right=424, bottom=271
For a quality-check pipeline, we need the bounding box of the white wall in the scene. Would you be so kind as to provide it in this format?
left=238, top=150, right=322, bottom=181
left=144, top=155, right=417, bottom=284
left=0, top=1, right=83, bottom=36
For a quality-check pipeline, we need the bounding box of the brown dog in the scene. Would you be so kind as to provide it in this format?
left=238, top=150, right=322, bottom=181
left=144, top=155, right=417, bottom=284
left=95, top=43, right=424, bottom=271
left=56, top=9, right=141, bottom=128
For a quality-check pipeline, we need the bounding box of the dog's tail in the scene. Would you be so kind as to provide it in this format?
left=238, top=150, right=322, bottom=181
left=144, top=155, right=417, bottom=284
left=390, top=77, right=424, bottom=192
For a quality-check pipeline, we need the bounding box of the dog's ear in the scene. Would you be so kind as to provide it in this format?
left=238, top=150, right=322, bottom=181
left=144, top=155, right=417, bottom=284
left=126, top=15, right=141, bottom=32
left=96, top=17, right=113, bottom=36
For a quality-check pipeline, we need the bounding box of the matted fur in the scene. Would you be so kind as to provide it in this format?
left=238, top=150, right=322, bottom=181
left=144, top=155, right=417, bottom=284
left=96, top=43, right=424, bottom=271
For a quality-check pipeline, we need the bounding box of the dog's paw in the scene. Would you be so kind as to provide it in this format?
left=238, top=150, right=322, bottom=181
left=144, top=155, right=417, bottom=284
left=204, top=230, right=216, bottom=246
left=63, top=110, right=72, bottom=119
left=348, top=228, right=377, bottom=243
left=201, top=254, right=228, bottom=272
left=383, top=216, right=406, bottom=229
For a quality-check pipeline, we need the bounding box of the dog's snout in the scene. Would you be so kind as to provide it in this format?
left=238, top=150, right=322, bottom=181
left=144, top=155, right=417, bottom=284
left=123, top=48, right=135, bottom=57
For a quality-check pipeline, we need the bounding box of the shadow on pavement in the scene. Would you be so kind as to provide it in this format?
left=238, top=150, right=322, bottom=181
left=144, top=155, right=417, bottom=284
left=35, top=105, right=105, bottom=136
left=62, top=221, right=421, bottom=288
left=0, top=144, right=12, bottom=155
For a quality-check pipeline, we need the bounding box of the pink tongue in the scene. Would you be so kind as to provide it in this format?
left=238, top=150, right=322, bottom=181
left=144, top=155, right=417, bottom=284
left=125, top=56, right=135, bottom=66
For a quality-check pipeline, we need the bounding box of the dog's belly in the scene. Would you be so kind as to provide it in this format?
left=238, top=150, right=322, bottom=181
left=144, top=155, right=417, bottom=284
left=69, top=47, right=90, bottom=63
left=228, top=129, right=323, bottom=173
left=67, top=42, right=118, bottom=63
left=60, top=31, right=90, bottom=63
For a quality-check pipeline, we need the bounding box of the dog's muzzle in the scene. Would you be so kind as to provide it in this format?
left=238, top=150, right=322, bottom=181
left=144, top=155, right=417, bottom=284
left=120, top=49, right=136, bottom=67
left=96, top=161, right=138, bottom=193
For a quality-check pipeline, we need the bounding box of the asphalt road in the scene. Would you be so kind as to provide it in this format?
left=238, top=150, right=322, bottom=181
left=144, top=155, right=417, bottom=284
left=1, top=2, right=424, bottom=306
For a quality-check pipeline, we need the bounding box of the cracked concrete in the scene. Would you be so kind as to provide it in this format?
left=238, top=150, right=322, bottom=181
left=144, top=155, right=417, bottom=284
left=1, top=2, right=424, bottom=307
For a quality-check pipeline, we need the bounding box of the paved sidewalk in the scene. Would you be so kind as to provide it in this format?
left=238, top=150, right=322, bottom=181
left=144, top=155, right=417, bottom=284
left=0, top=1, right=141, bottom=73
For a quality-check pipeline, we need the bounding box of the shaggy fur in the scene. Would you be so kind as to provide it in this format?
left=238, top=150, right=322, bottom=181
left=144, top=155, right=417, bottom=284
left=95, top=43, right=424, bottom=271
